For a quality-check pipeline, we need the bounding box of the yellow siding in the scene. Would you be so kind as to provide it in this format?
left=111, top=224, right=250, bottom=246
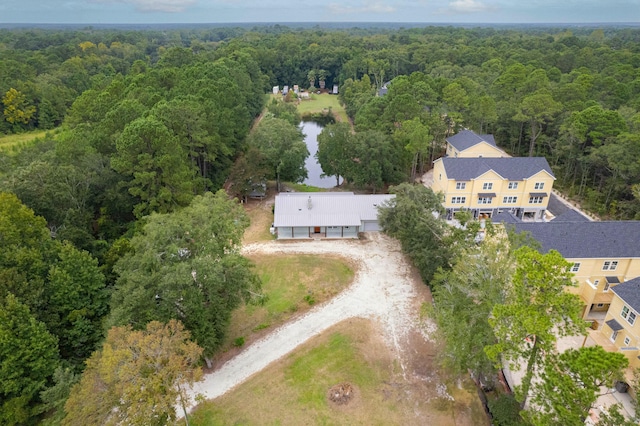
left=432, top=164, right=555, bottom=211
left=601, top=296, right=640, bottom=369
left=456, top=142, right=505, bottom=158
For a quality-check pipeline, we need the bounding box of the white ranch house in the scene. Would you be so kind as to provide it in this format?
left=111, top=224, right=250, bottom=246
left=273, top=192, right=394, bottom=239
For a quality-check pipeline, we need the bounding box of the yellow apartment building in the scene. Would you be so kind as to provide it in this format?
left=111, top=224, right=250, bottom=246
left=431, top=156, right=555, bottom=220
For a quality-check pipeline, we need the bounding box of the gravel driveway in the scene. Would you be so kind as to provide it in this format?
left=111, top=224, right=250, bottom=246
left=184, top=233, right=425, bottom=410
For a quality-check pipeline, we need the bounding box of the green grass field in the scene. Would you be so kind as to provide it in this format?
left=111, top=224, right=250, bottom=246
left=0, top=129, right=57, bottom=153
left=296, top=93, right=349, bottom=123
left=189, top=320, right=398, bottom=426
left=222, top=254, right=354, bottom=351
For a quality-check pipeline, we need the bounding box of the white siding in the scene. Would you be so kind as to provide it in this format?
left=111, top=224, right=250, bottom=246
left=326, top=226, right=342, bottom=238
left=362, top=221, right=380, bottom=231
left=293, top=227, right=309, bottom=238
left=343, top=226, right=358, bottom=238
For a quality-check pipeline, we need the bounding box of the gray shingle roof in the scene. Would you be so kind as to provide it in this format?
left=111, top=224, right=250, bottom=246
left=446, top=130, right=496, bottom=152
left=441, top=157, right=554, bottom=181
left=551, top=209, right=591, bottom=222
left=612, top=277, right=640, bottom=312
left=507, top=221, right=640, bottom=259
left=274, top=193, right=395, bottom=227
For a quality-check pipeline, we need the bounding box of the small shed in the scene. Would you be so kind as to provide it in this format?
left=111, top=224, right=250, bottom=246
left=273, top=192, right=395, bottom=239
left=332, top=84, right=339, bottom=95
left=293, top=85, right=299, bottom=94
left=272, top=86, right=279, bottom=95
left=283, top=85, right=289, bottom=95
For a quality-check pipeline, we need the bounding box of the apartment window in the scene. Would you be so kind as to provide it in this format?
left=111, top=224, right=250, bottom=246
left=508, top=182, right=519, bottom=190
left=451, top=196, right=466, bottom=204
left=622, top=305, right=637, bottom=325
left=503, top=196, right=518, bottom=204
left=603, top=260, right=619, bottom=271
left=570, top=263, right=580, bottom=272
left=534, top=182, right=545, bottom=190
left=597, top=303, right=605, bottom=308
left=624, top=337, right=631, bottom=346
left=604, top=282, right=610, bottom=292
left=483, top=182, right=493, bottom=190
left=478, top=197, right=493, bottom=205
left=456, top=182, right=466, bottom=190
left=529, top=196, right=544, bottom=204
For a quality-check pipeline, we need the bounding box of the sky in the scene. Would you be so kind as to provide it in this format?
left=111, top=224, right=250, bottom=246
left=0, top=0, right=638, bottom=24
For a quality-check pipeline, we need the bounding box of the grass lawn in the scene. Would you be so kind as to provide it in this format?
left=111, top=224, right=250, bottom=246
left=0, top=129, right=56, bottom=153
left=189, top=319, right=400, bottom=425
left=189, top=318, right=486, bottom=425
left=221, top=254, right=354, bottom=353
left=296, top=93, right=349, bottom=123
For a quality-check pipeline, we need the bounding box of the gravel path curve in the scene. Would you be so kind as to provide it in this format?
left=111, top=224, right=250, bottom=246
left=184, top=233, right=419, bottom=410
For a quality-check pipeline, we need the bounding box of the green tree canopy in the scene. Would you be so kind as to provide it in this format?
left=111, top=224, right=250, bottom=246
left=109, top=191, right=261, bottom=362
left=248, top=116, right=308, bottom=191
left=486, top=246, right=586, bottom=408
left=0, top=293, right=59, bottom=426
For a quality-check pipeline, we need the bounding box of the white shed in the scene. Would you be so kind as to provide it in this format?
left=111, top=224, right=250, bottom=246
left=273, top=192, right=394, bottom=239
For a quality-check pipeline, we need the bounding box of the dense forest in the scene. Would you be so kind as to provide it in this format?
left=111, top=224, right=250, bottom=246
left=0, top=24, right=639, bottom=424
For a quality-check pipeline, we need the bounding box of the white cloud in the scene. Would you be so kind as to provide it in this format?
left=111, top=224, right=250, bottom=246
left=447, top=0, right=491, bottom=13
left=328, top=1, right=396, bottom=15
left=92, top=0, right=197, bottom=13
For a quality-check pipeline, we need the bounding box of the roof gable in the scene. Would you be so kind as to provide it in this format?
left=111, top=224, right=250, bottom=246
left=446, top=130, right=497, bottom=152
left=613, top=277, right=640, bottom=312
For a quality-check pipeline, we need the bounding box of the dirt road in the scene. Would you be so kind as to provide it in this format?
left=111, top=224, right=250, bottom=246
left=184, top=233, right=430, bottom=409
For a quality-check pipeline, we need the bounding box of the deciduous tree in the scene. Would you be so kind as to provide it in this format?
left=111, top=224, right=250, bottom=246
left=109, top=191, right=261, bottom=364
left=63, top=320, right=202, bottom=426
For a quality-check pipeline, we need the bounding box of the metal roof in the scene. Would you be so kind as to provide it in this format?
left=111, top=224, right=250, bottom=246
left=446, top=130, right=497, bottom=152
left=439, top=157, right=554, bottom=181
left=529, top=192, right=548, bottom=197
left=274, top=193, right=395, bottom=227
left=613, top=277, right=640, bottom=312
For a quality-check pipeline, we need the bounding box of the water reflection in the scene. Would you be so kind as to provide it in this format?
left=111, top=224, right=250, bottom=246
left=301, top=121, right=343, bottom=188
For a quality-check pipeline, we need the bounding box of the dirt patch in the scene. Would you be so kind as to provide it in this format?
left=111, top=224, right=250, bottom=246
left=328, top=383, right=356, bottom=405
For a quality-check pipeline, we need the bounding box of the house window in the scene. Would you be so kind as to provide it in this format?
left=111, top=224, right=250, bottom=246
left=456, top=182, right=466, bottom=190
left=604, top=282, right=610, bottom=292
left=534, top=182, right=545, bottom=190
left=529, top=196, right=544, bottom=204
left=624, top=337, right=631, bottom=346
left=508, top=182, right=519, bottom=190
left=483, top=182, right=493, bottom=190
left=478, top=197, right=493, bottom=205
left=451, top=196, right=466, bottom=204
left=622, top=305, right=637, bottom=325
left=603, top=261, right=618, bottom=271
left=503, top=196, right=518, bottom=204
left=571, top=263, right=580, bottom=272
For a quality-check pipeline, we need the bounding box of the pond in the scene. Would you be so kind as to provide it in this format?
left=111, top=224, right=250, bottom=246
left=300, top=121, right=343, bottom=188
